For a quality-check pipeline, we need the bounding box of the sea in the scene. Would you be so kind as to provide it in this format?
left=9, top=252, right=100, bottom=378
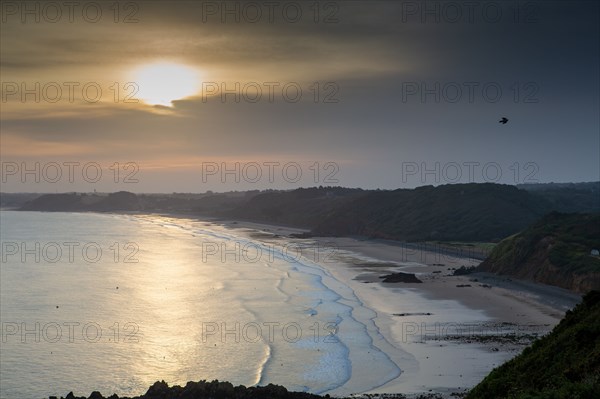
left=0, top=210, right=404, bottom=398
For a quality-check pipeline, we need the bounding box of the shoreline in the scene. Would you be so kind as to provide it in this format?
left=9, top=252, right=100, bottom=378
left=4, top=210, right=583, bottom=397
left=208, top=216, right=581, bottom=396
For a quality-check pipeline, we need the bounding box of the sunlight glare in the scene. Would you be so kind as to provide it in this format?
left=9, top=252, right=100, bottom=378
left=132, top=63, right=200, bottom=106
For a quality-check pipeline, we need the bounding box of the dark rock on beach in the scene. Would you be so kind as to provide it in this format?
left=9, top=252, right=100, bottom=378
left=452, top=266, right=477, bottom=276
left=380, top=272, right=423, bottom=283
left=394, top=312, right=433, bottom=317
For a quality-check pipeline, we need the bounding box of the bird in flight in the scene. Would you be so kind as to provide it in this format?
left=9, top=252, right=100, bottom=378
left=499, top=117, right=509, bottom=124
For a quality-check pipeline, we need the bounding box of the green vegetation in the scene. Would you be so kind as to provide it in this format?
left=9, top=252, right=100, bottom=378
left=312, top=183, right=553, bottom=241
left=478, top=212, right=600, bottom=292
left=226, top=186, right=364, bottom=228
left=467, top=291, right=600, bottom=399
left=518, top=182, right=600, bottom=214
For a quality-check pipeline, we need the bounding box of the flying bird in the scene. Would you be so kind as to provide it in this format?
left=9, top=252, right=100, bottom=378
left=499, top=117, right=509, bottom=124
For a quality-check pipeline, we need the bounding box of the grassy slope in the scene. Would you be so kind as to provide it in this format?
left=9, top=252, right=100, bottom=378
left=478, top=212, right=600, bottom=292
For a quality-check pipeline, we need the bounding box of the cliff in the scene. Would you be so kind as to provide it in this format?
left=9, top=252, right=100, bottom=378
left=477, top=212, right=600, bottom=293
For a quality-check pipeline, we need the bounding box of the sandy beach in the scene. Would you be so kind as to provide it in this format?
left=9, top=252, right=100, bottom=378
left=216, top=218, right=582, bottom=396
left=0, top=211, right=586, bottom=398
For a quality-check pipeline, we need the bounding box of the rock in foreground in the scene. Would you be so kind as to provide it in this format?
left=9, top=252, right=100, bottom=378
left=51, top=380, right=452, bottom=399
left=55, top=380, right=326, bottom=399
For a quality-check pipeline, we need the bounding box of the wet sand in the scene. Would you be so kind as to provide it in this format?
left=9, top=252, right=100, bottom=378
left=216, top=218, right=581, bottom=396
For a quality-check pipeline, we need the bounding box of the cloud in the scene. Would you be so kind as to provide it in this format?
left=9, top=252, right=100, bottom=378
left=1, top=0, right=598, bottom=191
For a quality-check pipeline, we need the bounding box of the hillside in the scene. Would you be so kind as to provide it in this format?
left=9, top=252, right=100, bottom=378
left=519, top=181, right=600, bottom=213
left=16, top=191, right=243, bottom=213
left=311, top=183, right=552, bottom=242
left=0, top=192, right=41, bottom=209
left=226, top=186, right=365, bottom=228
left=477, top=212, right=600, bottom=293
left=19, top=191, right=141, bottom=212
left=467, top=290, right=600, bottom=399
left=14, top=182, right=600, bottom=243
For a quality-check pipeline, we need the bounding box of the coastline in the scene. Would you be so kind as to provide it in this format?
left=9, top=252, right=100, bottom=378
left=213, top=215, right=579, bottom=319
left=210, top=216, right=581, bottom=396
left=4, top=210, right=583, bottom=397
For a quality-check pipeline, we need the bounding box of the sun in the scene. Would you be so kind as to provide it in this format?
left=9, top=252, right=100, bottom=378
left=131, top=63, right=200, bottom=106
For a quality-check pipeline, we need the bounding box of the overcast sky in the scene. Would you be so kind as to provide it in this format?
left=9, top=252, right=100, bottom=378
left=1, top=0, right=598, bottom=192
